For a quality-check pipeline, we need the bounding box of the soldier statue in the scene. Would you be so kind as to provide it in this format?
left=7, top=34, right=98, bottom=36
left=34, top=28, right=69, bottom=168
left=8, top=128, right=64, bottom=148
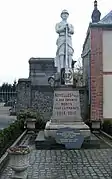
left=54, top=10, right=74, bottom=85
left=48, top=10, right=75, bottom=87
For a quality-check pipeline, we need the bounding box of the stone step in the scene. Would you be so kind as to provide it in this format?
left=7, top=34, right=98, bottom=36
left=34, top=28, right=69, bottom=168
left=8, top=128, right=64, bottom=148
left=35, top=131, right=64, bottom=149
left=35, top=131, right=105, bottom=149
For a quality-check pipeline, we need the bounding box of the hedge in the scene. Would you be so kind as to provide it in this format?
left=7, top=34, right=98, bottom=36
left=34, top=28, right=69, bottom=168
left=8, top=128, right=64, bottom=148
left=0, top=118, right=25, bottom=158
left=0, top=110, right=46, bottom=158
left=17, top=110, right=46, bottom=130
left=103, top=120, right=112, bottom=135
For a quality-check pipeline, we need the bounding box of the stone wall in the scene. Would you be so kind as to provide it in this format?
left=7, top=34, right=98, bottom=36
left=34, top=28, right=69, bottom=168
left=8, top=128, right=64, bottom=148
left=17, top=83, right=88, bottom=121
left=79, top=87, right=88, bottom=121
left=81, top=28, right=91, bottom=87
left=17, top=58, right=88, bottom=121
left=29, top=58, right=57, bottom=86
left=31, top=86, right=54, bottom=122
left=16, top=79, right=31, bottom=111
left=81, top=30, right=91, bottom=106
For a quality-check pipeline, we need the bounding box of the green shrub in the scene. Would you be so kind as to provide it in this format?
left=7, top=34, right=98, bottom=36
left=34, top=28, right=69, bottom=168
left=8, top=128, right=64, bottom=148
left=0, top=109, right=46, bottom=157
left=17, top=109, right=46, bottom=130
left=103, top=119, right=112, bottom=135
left=103, top=119, right=112, bottom=125
left=17, top=110, right=37, bottom=120
left=35, top=116, right=46, bottom=130
left=0, top=118, right=25, bottom=157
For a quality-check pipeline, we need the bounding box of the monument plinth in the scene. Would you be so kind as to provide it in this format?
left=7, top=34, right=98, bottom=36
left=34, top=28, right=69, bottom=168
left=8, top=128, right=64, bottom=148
left=55, top=128, right=84, bottom=149
left=44, top=86, right=90, bottom=140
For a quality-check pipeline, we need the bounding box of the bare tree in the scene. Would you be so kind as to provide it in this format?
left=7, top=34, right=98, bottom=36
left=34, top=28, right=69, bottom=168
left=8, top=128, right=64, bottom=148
left=73, top=58, right=83, bottom=86
left=74, top=57, right=83, bottom=73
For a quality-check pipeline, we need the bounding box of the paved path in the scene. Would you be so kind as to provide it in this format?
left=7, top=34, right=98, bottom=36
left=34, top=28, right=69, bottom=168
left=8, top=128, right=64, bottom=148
left=0, top=113, right=111, bottom=179
left=0, top=149, right=112, bottom=179
left=0, top=104, right=16, bottom=130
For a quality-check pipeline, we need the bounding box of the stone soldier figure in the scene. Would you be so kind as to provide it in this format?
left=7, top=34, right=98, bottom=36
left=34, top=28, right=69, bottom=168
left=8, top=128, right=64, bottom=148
left=54, top=10, right=74, bottom=84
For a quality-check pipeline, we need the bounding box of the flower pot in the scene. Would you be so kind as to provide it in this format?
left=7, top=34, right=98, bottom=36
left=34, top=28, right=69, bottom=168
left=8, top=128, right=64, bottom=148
left=7, top=146, right=30, bottom=179
left=26, top=118, right=36, bottom=130
left=91, top=120, right=101, bottom=130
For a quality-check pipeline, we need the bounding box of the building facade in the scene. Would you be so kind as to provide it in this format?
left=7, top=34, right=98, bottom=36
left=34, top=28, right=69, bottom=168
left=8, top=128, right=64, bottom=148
left=82, top=7, right=112, bottom=121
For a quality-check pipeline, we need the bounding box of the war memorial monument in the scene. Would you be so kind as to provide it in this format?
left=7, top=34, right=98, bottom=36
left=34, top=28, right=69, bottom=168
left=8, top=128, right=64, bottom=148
left=36, top=10, right=90, bottom=149
left=0, top=2, right=112, bottom=178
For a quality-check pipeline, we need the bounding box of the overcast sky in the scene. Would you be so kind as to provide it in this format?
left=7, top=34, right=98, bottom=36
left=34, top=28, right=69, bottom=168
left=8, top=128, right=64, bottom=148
left=0, top=0, right=112, bottom=85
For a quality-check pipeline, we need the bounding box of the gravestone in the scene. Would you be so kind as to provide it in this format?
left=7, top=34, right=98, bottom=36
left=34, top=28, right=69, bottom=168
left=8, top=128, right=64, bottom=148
left=56, top=128, right=84, bottom=149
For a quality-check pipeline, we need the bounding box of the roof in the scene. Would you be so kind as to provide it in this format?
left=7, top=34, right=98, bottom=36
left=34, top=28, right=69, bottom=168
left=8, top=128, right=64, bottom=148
left=82, top=10, right=112, bottom=54
left=29, top=57, right=55, bottom=64
left=98, top=10, right=112, bottom=25
left=29, top=57, right=54, bottom=61
left=90, top=10, right=112, bottom=27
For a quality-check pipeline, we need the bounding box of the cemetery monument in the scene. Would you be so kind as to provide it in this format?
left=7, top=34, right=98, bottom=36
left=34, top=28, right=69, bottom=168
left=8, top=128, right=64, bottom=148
left=44, top=10, right=90, bottom=148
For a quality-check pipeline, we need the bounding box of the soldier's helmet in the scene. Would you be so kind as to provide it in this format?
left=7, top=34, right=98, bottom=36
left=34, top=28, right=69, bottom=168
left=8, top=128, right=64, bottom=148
left=61, top=10, right=69, bottom=18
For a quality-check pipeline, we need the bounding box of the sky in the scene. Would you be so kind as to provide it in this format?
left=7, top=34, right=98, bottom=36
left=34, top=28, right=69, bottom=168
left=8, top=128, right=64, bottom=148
left=0, top=0, right=112, bottom=85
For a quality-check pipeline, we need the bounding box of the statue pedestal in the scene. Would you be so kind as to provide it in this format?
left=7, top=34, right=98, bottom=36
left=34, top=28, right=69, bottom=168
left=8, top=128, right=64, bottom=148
left=45, top=121, right=90, bottom=139
left=44, top=86, right=90, bottom=140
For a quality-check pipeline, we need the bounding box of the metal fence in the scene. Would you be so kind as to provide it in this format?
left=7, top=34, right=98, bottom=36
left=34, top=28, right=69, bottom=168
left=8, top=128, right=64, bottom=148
left=0, top=90, right=17, bottom=105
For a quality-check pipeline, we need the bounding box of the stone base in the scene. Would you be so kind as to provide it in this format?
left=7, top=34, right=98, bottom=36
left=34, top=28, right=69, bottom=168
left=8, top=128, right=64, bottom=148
left=11, top=170, right=27, bottom=179
left=35, top=131, right=101, bottom=149
left=44, top=120, right=90, bottom=139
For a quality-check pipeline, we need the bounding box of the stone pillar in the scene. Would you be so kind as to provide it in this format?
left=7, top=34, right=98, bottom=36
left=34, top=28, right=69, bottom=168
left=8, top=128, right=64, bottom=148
left=16, top=79, right=31, bottom=112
